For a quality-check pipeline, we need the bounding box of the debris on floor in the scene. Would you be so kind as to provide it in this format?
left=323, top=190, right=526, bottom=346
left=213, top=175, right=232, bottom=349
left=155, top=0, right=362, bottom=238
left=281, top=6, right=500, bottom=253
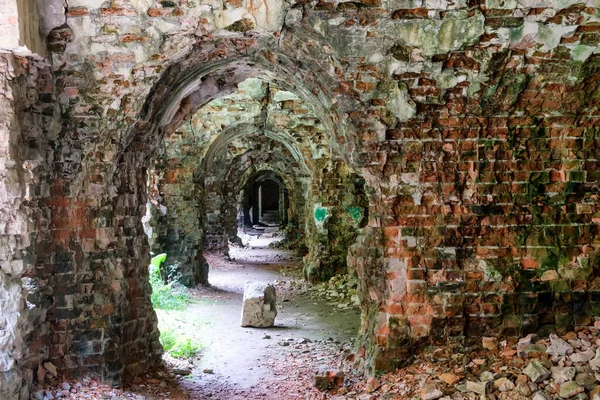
left=38, top=243, right=600, bottom=400
left=309, top=274, right=360, bottom=309
left=334, top=325, right=600, bottom=400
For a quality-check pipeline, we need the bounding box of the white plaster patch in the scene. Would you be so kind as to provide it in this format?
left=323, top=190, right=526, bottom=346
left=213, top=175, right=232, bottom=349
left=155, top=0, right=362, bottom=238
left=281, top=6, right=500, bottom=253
left=570, top=44, right=597, bottom=62
left=272, top=90, right=300, bottom=102
left=387, top=83, right=416, bottom=122
left=537, top=23, right=578, bottom=51
left=67, top=0, right=107, bottom=10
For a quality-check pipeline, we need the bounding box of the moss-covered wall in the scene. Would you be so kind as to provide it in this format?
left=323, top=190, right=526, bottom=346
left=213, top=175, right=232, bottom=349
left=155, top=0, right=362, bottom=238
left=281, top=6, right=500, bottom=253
left=2, top=0, right=600, bottom=396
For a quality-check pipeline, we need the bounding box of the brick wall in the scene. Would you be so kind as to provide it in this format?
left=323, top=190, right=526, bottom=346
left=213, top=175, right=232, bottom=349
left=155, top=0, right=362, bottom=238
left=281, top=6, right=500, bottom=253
left=0, top=0, right=598, bottom=394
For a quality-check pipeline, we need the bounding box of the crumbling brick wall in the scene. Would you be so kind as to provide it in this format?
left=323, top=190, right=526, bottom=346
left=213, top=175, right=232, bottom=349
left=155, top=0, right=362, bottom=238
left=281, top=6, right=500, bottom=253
left=0, top=0, right=599, bottom=396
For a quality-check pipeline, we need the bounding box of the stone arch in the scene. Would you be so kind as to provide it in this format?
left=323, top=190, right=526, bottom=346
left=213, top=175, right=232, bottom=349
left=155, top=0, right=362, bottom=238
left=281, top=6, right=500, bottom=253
left=36, top=34, right=371, bottom=388
left=234, top=166, right=306, bottom=247
left=203, top=135, right=307, bottom=252
left=118, top=40, right=361, bottom=171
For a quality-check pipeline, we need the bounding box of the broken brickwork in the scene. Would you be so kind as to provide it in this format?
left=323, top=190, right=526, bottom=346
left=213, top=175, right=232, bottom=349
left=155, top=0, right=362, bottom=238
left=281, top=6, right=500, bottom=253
left=0, top=0, right=599, bottom=397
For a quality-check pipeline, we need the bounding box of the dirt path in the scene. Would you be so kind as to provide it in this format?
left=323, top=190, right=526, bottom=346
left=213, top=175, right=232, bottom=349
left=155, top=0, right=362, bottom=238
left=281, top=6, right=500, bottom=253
left=157, top=239, right=361, bottom=399
left=39, top=235, right=363, bottom=400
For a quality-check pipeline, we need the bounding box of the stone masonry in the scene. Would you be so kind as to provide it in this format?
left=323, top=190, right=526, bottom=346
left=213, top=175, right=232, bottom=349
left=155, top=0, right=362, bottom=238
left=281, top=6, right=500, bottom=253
left=0, top=0, right=599, bottom=398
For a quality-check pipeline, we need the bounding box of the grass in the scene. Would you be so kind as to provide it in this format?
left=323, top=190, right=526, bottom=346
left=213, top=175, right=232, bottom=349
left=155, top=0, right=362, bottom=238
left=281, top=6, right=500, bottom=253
left=149, top=257, right=204, bottom=359
left=149, top=262, right=190, bottom=311
left=159, top=327, right=203, bottom=359
left=149, top=257, right=203, bottom=359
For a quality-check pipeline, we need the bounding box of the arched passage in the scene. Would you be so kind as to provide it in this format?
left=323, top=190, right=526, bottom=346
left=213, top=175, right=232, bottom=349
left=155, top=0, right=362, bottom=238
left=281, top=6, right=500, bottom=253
left=242, top=171, right=288, bottom=227
left=5, top=0, right=600, bottom=397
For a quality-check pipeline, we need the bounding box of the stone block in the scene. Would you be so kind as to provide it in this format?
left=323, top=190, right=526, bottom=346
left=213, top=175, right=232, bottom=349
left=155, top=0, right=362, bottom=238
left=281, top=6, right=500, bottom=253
left=240, top=281, right=277, bottom=328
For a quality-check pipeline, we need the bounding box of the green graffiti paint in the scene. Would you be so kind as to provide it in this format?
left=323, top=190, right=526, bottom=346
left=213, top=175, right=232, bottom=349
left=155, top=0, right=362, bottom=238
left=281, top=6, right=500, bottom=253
left=346, top=206, right=362, bottom=222
left=314, top=207, right=327, bottom=222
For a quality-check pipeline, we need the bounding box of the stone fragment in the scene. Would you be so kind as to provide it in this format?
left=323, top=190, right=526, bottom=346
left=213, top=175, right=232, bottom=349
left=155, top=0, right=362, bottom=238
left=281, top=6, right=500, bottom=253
left=518, top=334, right=538, bottom=345
left=569, top=339, right=583, bottom=349
left=547, top=334, right=574, bottom=357
left=501, top=348, right=518, bottom=358
left=571, top=349, right=595, bottom=364
left=565, top=332, right=578, bottom=340
left=240, top=281, right=277, bottom=327
left=590, top=386, right=600, bottom=399
left=590, top=348, right=600, bottom=370
left=365, top=377, right=380, bottom=393
left=494, top=377, right=515, bottom=392
left=456, top=383, right=468, bottom=393
left=466, top=380, right=488, bottom=395
left=518, top=344, right=547, bottom=357
left=524, top=360, right=551, bottom=383
left=516, top=381, right=532, bottom=396
left=43, top=362, right=57, bottom=377
left=480, top=371, right=494, bottom=382
left=559, top=381, right=584, bottom=398
left=516, top=374, right=528, bottom=384
left=420, top=383, right=443, bottom=400
left=172, top=368, right=191, bottom=375
left=532, top=391, right=551, bottom=400
left=575, top=372, right=597, bottom=390
left=482, top=337, right=498, bottom=350
left=313, top=367, right=344, bottom=391
left=439, top=372, right=460, bottom=385
left=551, top=366, right=577, bottom=384
left=540, top=270, right=560, bottom=281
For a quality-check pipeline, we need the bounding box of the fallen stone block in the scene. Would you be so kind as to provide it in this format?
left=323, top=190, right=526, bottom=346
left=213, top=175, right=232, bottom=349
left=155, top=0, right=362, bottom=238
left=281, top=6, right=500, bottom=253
left=494, top=377, right=515, bottom=392
left=551, top=366, right=577, bottom=384
left=420, top=382, right=443, bottom=400
left=570, top=349, right=595, bottom=364
left=575, top=372, right=597, bottom=390
left=482, top=337, right=498, bottom=350
left=532, top=391, right=551, bottom=400
left=559, top=381, right=584, bottom=398
left=466, top=380, right=488, bottom=395
left=240, top=281, right=277, bottom=327
left=523, top=360, right=550, bottom=383
left=547, top=334, right=573, bottom=357
left=313, top=366, right=344, bottom=391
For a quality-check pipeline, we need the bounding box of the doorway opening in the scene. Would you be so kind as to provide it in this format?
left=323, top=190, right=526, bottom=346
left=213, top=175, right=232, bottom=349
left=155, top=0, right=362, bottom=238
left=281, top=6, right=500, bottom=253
left=132, top=57, right=365, bottom=398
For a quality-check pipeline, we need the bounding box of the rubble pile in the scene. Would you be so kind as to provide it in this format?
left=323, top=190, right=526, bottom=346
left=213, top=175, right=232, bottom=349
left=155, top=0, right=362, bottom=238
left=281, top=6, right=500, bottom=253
left=329, top=325, right=600, bottom=399
left=309, top=274, right=360, bottom=309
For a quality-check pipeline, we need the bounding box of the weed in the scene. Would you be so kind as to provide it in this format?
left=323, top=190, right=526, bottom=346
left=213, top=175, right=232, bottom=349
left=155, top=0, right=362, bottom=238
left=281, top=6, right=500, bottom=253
left=159, top=328, right=202, bottom=359
left=159, top=328, right=178, bottom=352
left=149, top=262, right=189, bottom=310
left=170, top=338, right=203, bottom=358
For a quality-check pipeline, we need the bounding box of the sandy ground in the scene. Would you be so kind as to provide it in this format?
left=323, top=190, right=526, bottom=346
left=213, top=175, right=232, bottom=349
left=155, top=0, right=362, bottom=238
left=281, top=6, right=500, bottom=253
left=158, top=238, right=360, bottom=399
left=39, top=234, right=365, bottom=400
left=160, top=237, right=360, bottom=399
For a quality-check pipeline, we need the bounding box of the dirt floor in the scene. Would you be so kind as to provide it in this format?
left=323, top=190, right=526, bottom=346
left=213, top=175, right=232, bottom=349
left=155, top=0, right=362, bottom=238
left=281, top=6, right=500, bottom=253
left=39, top=232, right=365, bottom=400
left=40, top=232, right=600, bottom=400
left=155, top=236, right=362, bottom=399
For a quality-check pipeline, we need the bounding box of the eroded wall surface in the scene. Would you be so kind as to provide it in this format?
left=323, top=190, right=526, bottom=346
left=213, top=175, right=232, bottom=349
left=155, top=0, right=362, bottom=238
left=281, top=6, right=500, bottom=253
left=0, top=0, right=599, bottom=396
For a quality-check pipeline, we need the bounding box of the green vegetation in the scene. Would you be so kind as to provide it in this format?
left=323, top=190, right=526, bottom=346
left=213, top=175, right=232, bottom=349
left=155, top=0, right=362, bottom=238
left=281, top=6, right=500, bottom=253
left=149, top=254, right=189, bottom=310
left=150, top=254, right=203, bottom=359
left=159, top=328, right=203, bottom=359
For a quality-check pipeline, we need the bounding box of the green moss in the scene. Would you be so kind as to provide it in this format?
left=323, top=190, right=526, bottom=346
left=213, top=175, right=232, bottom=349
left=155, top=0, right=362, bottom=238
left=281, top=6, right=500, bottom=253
left=555, top=313, right=573, bottom=327
left=225, top=18, right=254, bottom=32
